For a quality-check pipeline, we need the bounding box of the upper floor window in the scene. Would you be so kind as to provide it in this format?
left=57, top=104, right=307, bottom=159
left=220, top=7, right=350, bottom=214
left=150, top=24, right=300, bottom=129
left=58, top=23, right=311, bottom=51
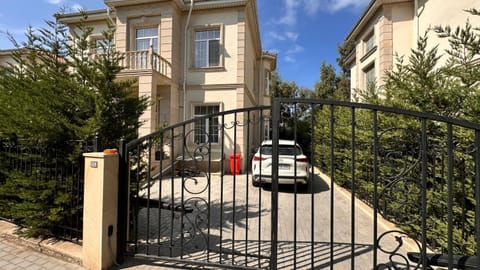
left=194, top=105, right=220, bottom=144
left=364, top=31, right=375, bottom=54
left=136, top=27, right=158, bottom=53
left=194, top=29, right=220, bottom=68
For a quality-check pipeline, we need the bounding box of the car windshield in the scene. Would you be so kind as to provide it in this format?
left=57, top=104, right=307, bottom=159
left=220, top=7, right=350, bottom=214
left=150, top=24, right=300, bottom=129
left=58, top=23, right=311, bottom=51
left=260, top=145, right=302, bottom=156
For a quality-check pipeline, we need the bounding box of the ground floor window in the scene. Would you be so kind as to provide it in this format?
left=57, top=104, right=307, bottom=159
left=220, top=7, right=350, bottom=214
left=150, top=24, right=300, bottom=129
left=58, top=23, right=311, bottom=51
left=194, top=105, right=220, bottom=144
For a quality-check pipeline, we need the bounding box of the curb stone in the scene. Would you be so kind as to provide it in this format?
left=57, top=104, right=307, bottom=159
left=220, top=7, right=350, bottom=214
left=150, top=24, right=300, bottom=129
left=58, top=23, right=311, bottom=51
left=0, top=220, right=83, bottom=266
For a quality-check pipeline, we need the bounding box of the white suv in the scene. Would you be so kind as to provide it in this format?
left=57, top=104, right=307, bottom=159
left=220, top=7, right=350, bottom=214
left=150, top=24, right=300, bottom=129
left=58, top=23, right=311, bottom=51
left=251, top=140, right=310, bottom=186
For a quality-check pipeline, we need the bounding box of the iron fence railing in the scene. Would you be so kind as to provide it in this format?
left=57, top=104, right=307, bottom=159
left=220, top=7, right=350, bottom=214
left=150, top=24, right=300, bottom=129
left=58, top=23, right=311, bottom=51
left=0, top=135, right=98, bottom=242
left=270, top=98, right=480, bottom=269
left=117, top=99, right=480, bottom=269
left=117, top=106, right=271, bottom=267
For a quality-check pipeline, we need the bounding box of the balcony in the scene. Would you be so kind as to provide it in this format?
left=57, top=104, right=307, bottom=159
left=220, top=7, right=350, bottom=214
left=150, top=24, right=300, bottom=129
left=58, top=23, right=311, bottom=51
left=118, top=50, right=172, bottom=79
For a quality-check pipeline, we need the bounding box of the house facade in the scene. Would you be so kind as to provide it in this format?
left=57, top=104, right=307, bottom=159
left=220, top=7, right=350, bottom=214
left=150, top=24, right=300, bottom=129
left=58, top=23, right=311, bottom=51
left=56, top=0, right=276, bottom=170
left=345, top=0, right=480, bottom=99
left=0, top=49, right=17, bottom=67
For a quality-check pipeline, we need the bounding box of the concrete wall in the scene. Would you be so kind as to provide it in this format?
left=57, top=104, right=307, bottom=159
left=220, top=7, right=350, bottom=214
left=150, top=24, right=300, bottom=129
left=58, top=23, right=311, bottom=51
left=350, top=2, right=414, bottom=93
left=113, top=2, right=173, bottom=54
left=186, top=9, right=239, bottom=85
left=417, top=0, right=480, bottom=66
left=138, top=75, right=158, bottom=137
left=0, top=53, right=15, bottom=67
left=69, top=20, right=111, bottom=45
left=391, top=2, right=413, bottom=61
left=350, top=8, right=381, bottom=94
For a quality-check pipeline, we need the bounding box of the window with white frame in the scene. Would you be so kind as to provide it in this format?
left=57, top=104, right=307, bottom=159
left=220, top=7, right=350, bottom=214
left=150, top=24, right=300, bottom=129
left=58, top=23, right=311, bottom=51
left=194, top=105, right=220, bottom=144
left=194, top=29, right=220, bottom=68
left=136, top=27, right=158, bottom=53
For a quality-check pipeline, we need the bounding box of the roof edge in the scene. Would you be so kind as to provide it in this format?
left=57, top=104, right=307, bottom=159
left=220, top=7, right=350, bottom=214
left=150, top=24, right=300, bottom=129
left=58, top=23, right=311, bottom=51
left=56, top=9, right=111, bottom=24
left=344, top=0, right=412, bottom=42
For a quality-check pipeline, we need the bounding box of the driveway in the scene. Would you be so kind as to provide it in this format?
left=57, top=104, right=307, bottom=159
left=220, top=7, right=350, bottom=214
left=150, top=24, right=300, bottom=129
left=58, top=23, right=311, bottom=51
left=132, top=169, right=418, bottom=269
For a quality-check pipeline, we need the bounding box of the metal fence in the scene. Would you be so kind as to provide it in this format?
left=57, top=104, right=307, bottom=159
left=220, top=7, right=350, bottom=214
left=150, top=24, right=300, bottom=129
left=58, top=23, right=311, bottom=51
left=117, top=106, right=271, bottom=268
left=0, top=136, right=97, bottom=242
left=117, top=99, right=480, bottom=269
left=270, top=99, right=480, bottom=269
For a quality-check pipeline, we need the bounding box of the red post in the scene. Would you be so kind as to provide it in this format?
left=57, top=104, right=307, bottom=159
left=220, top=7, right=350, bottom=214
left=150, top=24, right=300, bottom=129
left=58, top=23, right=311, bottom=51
left=229, top=153, right=241, bottom=175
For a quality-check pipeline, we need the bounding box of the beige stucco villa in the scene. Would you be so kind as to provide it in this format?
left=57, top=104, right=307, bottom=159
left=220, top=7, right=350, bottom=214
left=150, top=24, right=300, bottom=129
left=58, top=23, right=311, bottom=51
left=57, top=0, right=276, bottom=170
left=58, top=0, right=275, bottom=135
left=345, top=0, right=480, bottom=99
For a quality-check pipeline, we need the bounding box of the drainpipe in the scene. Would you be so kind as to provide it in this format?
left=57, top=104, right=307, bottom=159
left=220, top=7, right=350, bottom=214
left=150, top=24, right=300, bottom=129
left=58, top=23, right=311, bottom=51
left=414, top=0, right=419, bottom=45
left=258, top=54, right=262, bottom=107
left=183, top=0, right=194, bottom=121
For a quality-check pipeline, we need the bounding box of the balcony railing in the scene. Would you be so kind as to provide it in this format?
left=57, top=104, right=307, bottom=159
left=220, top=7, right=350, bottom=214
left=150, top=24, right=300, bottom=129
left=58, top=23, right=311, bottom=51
left=119, top=50, right=171, bottom=79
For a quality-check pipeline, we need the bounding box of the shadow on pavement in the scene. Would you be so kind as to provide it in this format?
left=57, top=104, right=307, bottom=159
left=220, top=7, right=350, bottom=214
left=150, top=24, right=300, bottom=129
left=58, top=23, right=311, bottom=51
left=112, top=240, right=375, bottom=270
left=260, top=173, right=330, bottom=194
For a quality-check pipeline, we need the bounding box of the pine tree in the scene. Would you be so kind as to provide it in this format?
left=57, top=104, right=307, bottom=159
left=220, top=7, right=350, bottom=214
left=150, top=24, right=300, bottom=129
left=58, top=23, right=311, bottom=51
left=69, top=16, right=148, bottom=150
left=0, top=13, right=148, bottom=237
left=0, top=18, right=91, bottom=237
left=314, top=61, right=337, bottom=99
left=314, top=11, right=480, bottom=254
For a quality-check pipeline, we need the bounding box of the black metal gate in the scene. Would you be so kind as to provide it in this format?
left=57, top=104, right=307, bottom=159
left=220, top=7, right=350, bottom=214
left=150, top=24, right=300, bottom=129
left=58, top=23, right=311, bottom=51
left=117, top=99, right=480, bottom=269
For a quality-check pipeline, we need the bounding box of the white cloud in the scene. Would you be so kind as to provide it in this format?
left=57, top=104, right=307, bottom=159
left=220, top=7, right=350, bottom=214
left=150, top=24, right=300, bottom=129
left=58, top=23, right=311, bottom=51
left=72, top=3, right=83, bottom=11
left=284, top=55, right=296, bottom=63
left=269, top=31, right=299, bottom=42
left=303, top=0, right=322, bottom=16
left=267, top=0, right=370, bottom=65
left=286, top=44, right=304, bottom=54
left=277, top=0, right=370, bottom=26
left=285, top=32, right=299, bottom=42
left=326, top=0, right=371, bottom=12
left=277, top=0, right=300, bottom=26
left=269, top=32, right=286, bottom=41
left=46, top=0, right=63, bottom=4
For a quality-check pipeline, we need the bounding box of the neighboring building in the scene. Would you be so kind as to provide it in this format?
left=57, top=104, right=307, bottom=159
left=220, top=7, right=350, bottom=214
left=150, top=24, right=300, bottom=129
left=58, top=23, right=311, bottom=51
left=0, top=50, right=16, bottom=67
left=345, top=0, right=480, bottom=99
left=55, top=0, right=275, bottom=170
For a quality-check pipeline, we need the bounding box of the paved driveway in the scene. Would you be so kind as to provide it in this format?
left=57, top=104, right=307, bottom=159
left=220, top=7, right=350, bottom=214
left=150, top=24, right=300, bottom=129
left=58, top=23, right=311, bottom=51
left=130, top=170, right=418, bottom=269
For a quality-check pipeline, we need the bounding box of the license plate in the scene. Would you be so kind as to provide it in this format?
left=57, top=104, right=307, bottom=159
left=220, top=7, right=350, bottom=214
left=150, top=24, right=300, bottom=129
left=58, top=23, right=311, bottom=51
left=279, top=164, right=290, bottom=170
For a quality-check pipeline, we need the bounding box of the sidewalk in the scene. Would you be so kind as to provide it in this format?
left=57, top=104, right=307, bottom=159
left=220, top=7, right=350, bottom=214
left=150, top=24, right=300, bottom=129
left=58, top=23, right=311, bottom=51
left=0, top=220, right=84, bottom=270
left=0, top=220, right=200, bottom=270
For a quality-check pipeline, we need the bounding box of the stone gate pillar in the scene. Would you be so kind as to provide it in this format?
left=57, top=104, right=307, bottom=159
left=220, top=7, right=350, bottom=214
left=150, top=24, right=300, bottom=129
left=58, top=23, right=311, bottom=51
left=82, top=150, right=119, bottom=270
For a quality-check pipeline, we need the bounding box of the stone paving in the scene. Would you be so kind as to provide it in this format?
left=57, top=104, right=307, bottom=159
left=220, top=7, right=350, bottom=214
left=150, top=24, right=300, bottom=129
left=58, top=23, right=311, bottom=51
left=129, top=171, right=418, bottom=269
left=0, top=240, right=84, bottom=270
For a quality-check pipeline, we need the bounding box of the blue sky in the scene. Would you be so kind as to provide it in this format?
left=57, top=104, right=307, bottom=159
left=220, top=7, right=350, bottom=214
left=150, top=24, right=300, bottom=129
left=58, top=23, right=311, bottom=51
left=0, top=0, right=370, bottom=90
